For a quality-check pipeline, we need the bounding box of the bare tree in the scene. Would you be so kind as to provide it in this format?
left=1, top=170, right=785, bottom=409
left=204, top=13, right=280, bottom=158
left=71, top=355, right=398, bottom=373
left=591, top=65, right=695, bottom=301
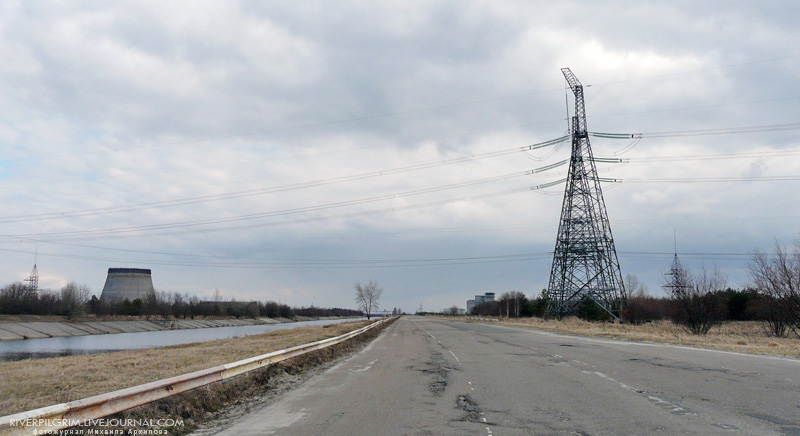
left=445, top=305, right=460, bottom=316
left=60, top=281, right=91, bottom=318
left=749, top=240, right=800, bottom=337
left=623, top=274, right=647, bottom=299
left=498, top=291, right=527, bottom=318
left=623, top=274, right=660, bottom=324
left=0, top=282, right=36, bottom=314
left=664, top=261, right=727, bottom=335
left=354, top=279, right=383, bottom=320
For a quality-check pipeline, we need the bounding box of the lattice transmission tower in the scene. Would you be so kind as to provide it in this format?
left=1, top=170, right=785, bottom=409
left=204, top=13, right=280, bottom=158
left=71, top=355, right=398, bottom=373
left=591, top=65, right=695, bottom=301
left=24, top=250, right=39, bottom=293
left=545, top=68, right=624, bottom=320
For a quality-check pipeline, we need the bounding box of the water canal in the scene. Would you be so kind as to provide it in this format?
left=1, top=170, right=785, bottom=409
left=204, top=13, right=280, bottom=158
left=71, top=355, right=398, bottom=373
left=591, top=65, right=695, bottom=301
left=0, top=318, right=364, bottom=362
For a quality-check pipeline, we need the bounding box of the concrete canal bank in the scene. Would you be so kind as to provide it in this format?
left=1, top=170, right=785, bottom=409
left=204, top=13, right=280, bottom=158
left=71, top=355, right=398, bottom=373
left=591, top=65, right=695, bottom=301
left=0, top=317, right=315, bottom=341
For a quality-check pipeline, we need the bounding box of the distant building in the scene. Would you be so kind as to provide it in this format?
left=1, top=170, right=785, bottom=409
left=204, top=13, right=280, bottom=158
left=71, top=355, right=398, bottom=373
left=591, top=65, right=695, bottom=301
left=100, top=268, right=156, bottom=303
left=466, top=292, right=496, bottom=314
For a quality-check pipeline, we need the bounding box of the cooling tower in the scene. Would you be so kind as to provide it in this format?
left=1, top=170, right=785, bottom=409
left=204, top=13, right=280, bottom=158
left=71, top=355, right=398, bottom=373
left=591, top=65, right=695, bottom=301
left=100, top=268, right=156, bottom=303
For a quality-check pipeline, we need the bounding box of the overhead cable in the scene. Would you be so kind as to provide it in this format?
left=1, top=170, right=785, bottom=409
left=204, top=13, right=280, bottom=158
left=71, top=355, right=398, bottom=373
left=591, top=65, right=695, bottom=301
left=0, top=135, right=570, bottom=224
left=590, top=122, right=800, bottom=140
left=593, top=176, right=800, bottom=183
left=1, top=172, right=576, bottom=240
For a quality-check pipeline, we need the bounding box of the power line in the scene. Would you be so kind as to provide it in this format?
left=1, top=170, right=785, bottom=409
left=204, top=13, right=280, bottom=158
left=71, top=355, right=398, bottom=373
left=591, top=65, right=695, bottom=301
left=0, top=175, right=571, bottom=240
left=607, top=176, right=800, bottom=184
left=11, top=119, right=798, bottom=224
left=624, top=149, right=800, bottom=163
left=0, top=246, right=552, bottom=269
left=0, top=136, right=570, bottom=223
left=591, top=122, right=800, bottom=139
left=2, top=242, right=772, bottom=271
left=0, top=117, right=569, bottom=188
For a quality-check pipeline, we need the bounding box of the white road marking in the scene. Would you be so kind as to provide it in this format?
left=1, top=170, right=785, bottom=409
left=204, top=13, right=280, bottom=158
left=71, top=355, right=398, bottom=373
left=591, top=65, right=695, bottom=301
left=480, top=412, right=494, bottom=434
left=349, top=358, right=380, bottom=373
left=585, top=370, right=697, bottom=416
left=448, top=349, right=461, bottom=364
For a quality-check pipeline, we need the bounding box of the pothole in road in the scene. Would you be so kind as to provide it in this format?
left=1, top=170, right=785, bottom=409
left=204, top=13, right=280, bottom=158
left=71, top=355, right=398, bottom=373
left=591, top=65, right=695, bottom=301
left=420, top=354, right=453, bottom=395
left=424, top=366, right=450, bottom=394
left=457, top=394, right=482, bottom=422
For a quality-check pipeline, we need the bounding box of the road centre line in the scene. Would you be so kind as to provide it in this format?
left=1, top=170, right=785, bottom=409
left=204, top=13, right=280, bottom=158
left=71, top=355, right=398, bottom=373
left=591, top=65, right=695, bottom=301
left=448, top=349, right=461, bottom=364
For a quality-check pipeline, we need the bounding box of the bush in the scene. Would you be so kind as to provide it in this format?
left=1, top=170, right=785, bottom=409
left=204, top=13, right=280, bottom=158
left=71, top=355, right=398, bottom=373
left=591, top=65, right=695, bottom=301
left=749, top=241, right=800, bottom=338
left=622, top=296, right=667, bottom=324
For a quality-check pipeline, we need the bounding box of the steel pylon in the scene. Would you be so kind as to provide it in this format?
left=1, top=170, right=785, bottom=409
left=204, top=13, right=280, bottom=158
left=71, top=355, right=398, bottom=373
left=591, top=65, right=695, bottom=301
left=545, top=68, right=624, bottom=319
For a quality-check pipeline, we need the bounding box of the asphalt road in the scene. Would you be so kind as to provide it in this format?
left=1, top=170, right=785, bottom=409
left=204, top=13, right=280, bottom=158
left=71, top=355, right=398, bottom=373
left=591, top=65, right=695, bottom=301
left=197, top=317, right=800, bottom=436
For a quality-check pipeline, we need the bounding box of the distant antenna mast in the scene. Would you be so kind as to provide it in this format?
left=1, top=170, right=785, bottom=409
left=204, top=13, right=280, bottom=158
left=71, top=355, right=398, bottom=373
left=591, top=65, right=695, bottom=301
left=673, top=229, right=677, bottom=255
left=24, top=249, right=39, bottom=293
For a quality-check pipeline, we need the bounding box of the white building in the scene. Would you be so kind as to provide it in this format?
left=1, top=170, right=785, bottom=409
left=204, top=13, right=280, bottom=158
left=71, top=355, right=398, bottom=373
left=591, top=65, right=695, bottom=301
left=466, top=292, right=496, bottom=314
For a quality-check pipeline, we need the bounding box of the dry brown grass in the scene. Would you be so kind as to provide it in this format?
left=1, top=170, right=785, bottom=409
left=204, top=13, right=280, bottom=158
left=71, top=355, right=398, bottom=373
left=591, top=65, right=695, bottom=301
left=459, top=317, right=800, bottom=357
left=101, top=320, right=392, bottom=436
left=0, top=320, right=371, bottom=416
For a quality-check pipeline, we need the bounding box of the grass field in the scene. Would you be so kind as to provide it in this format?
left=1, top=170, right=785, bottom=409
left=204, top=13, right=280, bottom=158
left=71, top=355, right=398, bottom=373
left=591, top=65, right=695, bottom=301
left=0, top=320, right=372, bottom=416
left=458, top=317, right=800, bottom=357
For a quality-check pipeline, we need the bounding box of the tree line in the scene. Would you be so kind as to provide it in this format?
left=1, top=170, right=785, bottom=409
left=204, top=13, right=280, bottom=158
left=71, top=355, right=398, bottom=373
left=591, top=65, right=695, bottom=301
left=465, top=240, right=800, bottom=338
left=0, top=283, right=362, bottom=319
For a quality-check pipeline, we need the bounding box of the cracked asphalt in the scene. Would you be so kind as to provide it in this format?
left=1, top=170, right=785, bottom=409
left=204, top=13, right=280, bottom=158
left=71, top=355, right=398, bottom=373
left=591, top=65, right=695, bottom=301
left=194, top=317, right=800, bottom=436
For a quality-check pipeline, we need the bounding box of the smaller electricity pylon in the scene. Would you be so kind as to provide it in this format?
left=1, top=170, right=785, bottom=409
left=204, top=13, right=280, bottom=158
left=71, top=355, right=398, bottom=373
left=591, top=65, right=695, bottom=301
left=24, top=251, right=39, bottom=293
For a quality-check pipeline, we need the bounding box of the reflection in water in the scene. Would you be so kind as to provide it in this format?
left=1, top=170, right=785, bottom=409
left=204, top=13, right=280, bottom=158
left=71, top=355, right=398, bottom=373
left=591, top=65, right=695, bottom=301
left=0, top=318, right=364, bottom=362
left=3, top=349, right=120, bottom=361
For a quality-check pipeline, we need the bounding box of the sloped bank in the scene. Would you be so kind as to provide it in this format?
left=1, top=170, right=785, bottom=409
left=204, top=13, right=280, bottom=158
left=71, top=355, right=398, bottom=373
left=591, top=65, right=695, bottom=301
left=0, top=316, right=356, bottom=341
left=0, top=319, right=398, bottom=415
left=0, top=318, right=396, bottom=436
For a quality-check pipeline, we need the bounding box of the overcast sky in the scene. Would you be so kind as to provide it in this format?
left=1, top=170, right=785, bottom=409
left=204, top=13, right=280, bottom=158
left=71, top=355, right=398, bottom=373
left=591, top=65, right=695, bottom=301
left=2, top=1, right=799, bottom=312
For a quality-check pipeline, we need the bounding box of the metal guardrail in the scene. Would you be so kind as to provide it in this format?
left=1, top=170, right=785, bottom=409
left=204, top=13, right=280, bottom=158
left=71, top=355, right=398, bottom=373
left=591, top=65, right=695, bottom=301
left=0, top=317, right=394, bottom=436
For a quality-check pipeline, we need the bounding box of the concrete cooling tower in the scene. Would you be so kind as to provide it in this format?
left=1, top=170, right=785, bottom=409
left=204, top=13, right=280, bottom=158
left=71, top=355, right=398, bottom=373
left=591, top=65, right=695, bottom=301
left=100, top=268, right=156, bottom=303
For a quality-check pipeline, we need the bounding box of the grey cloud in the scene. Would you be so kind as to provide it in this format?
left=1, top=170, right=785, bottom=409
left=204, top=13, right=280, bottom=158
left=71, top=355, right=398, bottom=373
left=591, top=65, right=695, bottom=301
left=1, top=1, right=799, bottom=311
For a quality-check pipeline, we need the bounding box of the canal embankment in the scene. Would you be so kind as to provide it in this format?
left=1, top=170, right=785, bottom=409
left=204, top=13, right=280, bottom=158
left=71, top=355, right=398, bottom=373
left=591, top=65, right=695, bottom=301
left=0, top=315, right=345, bottom=341
left=0, top=319, right=387, bottom=420
left=0, top=317, right=368, bottom=362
